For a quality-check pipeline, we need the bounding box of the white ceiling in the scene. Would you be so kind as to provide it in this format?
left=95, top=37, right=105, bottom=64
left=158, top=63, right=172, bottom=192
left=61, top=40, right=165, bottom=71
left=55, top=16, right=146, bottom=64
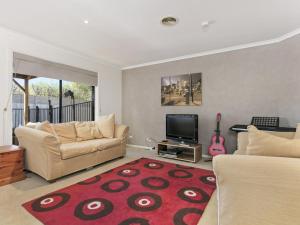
left=0, top=0, right=299, bottom=67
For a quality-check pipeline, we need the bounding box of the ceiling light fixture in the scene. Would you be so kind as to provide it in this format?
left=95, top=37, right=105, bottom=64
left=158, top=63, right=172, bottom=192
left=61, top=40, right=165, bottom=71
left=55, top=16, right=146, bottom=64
left=84, top=20, right=89, bottom=24
left=161, top=16, right=178, bottom=26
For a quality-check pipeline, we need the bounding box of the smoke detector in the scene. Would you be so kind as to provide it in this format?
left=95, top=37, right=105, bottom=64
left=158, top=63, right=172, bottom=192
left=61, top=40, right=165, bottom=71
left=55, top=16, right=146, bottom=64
left=161, top=16, right=178, bottom=26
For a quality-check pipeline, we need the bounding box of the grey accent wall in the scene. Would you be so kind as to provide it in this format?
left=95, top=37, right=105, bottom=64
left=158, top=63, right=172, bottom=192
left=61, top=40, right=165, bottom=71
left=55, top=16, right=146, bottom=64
left=122, top=35, right=300, bottom=154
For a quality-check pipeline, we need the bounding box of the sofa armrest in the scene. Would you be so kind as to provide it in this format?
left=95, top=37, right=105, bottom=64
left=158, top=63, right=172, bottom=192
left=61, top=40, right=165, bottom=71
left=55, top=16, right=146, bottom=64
left=15, top=127, right=61, bottom=155
left=15, top=127, right=62, bottom=180
left=114, top=124, right=129, bottom=141
left=213, top=155, right=300, bottom=225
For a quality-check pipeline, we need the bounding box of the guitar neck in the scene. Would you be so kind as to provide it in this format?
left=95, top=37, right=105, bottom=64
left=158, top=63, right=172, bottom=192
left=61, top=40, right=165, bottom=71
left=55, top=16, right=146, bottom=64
left=216, top=121, right=220, bottom=143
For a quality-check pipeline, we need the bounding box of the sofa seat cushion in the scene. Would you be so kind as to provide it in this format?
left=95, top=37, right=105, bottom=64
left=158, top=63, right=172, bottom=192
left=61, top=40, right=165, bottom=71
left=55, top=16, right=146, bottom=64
left=96, top=138, right=121, bottom=150
left=60, top=138, right=121, bottom=159
left=60, top=140, right=101, bottom=159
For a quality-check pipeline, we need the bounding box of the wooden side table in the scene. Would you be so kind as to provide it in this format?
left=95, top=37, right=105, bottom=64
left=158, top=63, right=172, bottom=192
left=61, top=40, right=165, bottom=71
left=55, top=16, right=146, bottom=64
left=0, top=145, right=26, bottom=186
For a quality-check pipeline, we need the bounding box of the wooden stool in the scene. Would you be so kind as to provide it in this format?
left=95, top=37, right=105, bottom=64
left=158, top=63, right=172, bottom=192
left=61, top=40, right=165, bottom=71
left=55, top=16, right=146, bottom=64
left=0, top=145, right=26, bottom=186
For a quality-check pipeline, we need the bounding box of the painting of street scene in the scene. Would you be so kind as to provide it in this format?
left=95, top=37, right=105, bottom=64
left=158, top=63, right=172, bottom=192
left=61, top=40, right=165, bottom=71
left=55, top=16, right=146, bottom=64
left=161, top=73, right=202, bottom=106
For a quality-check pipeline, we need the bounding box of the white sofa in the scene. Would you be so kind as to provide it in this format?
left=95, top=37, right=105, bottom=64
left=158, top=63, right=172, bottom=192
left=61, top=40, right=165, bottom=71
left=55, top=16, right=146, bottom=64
left=199, top=130, right=300, bottom=225
left=15, top=122, right=129, bottom=181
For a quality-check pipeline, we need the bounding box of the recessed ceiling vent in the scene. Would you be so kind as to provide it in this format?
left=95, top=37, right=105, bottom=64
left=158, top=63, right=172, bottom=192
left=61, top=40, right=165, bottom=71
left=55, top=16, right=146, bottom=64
left=161, top=16, right=178, bottom=26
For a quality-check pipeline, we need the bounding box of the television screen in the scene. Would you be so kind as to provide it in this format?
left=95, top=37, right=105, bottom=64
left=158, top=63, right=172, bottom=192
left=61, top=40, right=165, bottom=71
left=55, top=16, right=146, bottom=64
left=166, top=114, right=198, bottom=143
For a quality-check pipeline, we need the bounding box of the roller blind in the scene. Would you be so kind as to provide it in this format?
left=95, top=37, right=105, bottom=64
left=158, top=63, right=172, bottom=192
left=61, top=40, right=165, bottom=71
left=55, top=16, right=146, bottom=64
left=13, top=52, right=98, bottom=86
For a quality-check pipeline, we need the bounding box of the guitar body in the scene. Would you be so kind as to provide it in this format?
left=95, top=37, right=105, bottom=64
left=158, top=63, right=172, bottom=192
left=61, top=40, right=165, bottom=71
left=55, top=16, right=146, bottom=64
left=208, top=113, right=227, bottom=157
left=208, top=135, right=226, bottom=156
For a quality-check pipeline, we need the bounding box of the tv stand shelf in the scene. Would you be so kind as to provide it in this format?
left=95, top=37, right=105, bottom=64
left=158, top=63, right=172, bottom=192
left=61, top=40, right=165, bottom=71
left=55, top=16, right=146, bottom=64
left=157, top=141, right=202, bottom=163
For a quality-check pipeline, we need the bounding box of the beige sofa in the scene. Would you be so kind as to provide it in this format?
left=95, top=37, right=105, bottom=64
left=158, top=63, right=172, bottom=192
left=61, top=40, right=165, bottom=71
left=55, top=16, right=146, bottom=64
left=15, top=122, right=129, bottom=181
left=199, top=130, right=299, bottom=225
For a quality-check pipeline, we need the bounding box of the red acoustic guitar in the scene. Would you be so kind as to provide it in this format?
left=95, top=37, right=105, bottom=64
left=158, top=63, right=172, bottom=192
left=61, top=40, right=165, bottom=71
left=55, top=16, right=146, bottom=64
left=208, top=113, right=226, bottom=157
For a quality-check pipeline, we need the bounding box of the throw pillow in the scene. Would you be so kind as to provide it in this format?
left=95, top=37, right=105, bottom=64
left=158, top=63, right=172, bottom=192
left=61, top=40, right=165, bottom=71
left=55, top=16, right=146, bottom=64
left=75, top=122, right=94, bottom=141
left=246, top=125, right=300, bottom=157
left=36, top=121, right=56, bottom=136
left=90, top=124, right=103, bottom=139
left=75, top=121, right=103, bottom=141
left=52, top=122, right=77, bottom=144
left=26, top=122, right=40, bottom=129
left=95, top=114, right=115, bottom=138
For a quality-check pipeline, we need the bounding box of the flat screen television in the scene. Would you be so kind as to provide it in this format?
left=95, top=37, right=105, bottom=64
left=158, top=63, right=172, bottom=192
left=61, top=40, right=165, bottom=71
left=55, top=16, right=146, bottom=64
left=166, top=114, right=198, bottom=144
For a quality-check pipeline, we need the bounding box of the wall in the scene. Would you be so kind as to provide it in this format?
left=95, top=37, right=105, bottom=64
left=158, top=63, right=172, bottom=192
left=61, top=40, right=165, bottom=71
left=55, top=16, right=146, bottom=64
left=122, top=35, right=300, bottom=154
left=0, top=27, right=122, bottom=145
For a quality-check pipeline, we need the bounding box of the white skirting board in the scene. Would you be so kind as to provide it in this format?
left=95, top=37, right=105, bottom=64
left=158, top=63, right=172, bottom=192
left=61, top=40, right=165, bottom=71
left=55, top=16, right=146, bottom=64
left=126, top=144, right=153, bottom=150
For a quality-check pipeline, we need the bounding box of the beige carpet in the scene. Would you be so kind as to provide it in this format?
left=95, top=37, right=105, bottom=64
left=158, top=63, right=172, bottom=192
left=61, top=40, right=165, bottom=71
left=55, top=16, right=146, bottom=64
left=0, top=147, right=212, bottom=225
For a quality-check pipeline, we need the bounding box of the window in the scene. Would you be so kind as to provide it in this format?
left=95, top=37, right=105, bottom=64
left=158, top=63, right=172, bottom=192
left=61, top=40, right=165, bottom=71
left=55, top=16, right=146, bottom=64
left=12, top=76, right=95, bottom=128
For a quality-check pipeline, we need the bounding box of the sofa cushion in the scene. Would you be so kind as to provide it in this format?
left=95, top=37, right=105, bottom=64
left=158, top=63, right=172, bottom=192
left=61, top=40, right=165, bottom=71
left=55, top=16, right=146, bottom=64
left=75, top=121, right=103, bottom=141
left=26, top=122, right=40, bottom=129
left=60, top=138, right=121, bottom=159
left=96, top=114, right=115, bottom=138
left=236, top=130, right=295, bottom=155
left=52, top=122, right=77, bottom=144
left=36, top=121, right=56, bottom=136
left=60, top=140, right=100, bottom=159
left=91, top=125, right=103, bottom=139
left=75, top=122, right=93, bottom=141
left=96, top=138, right=121, bottom=150
left=246, top=125, right=300, bottom=157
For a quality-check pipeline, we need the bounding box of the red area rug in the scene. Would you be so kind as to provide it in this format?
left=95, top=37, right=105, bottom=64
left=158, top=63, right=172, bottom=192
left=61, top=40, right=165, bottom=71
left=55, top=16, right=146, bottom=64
left=23, top=158, right=216, bottom=225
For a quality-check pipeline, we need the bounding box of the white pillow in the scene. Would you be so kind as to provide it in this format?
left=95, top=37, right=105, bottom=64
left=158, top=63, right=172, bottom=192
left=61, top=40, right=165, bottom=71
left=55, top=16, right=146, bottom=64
left=246, top=125, right=300, bottom=158
left=95, top=114, right=115, bottom=138
left=25, top=122, right=40, bottom=129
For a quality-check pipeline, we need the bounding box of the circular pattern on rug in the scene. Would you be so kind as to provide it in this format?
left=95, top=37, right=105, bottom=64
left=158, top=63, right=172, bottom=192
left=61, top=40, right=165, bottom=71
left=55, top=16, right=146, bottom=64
left=200, top=175, right=216, bottom=185
left=117, top=168, right=140, bottom=177
left=141, top=177, right=170, bottom=190
left=127, top=192, right=162, bottom=212
left=74, top=198, right=113, bottom=220
left=101, top=179, right=130, bottom=193
left=119, top=217, right=150, bottom=225
left=176, top=164, right=194, bottom=169
left=168, top=169, right=193, bottom=178
left=77, top=175, right=101, bottom=185
left=144, top=162, right=164, bottom=169
left=173, top=208, right=203, bottom=225
left=31, top=193, right=70, bottom=212
left=177, top=187, right=210, bottom=204
left=126, top=159, right=140, bottom=165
